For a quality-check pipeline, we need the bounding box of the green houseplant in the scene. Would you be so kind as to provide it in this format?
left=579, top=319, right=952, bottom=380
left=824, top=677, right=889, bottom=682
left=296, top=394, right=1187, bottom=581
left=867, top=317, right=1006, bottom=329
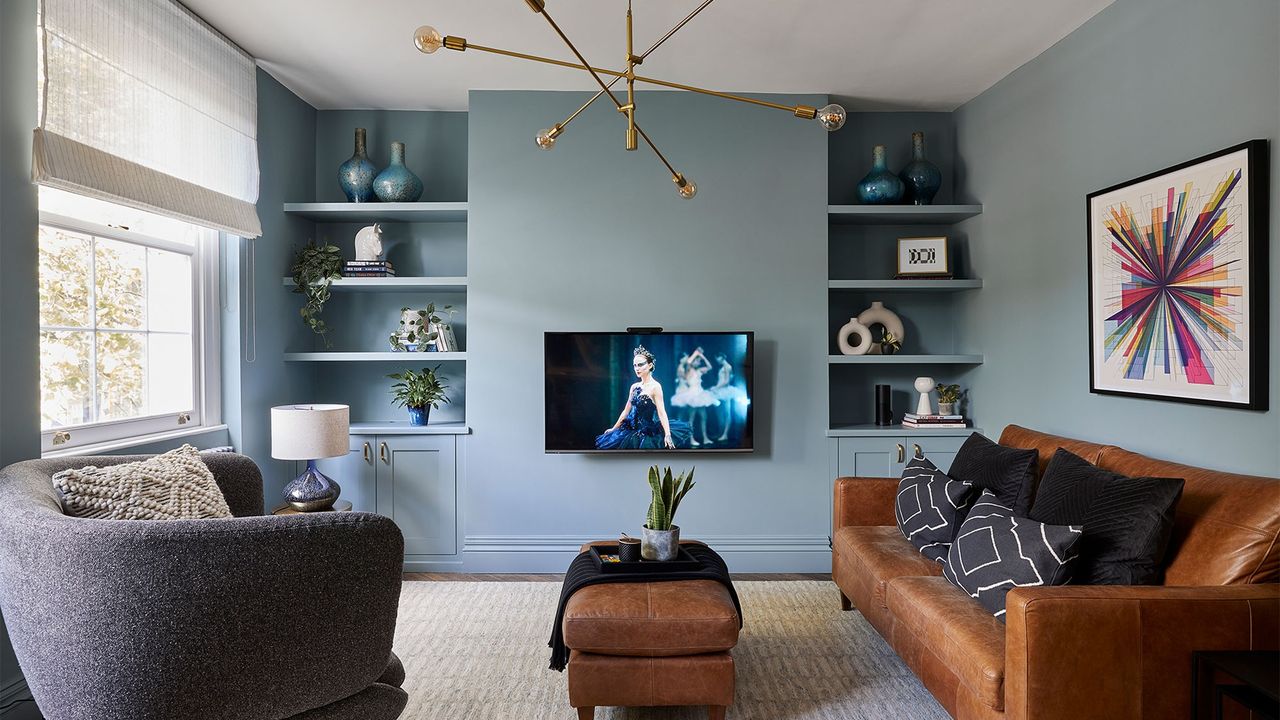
left=389, top=303, right=452, bottom=352
left=291, top=240, right=344, bottom=347
left=936, top=383, right=962, bottom=415
left=642, top=466, right=695, bottom=561
left=388, top=365, right=450, bottom=426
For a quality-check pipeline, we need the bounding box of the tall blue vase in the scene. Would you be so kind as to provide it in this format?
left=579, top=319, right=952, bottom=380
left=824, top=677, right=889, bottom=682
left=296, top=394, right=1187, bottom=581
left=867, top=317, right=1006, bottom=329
left=856, top=145, right=904, bottom=205
left=899, top=131, right=942, bottom=205
left=373, top=142, right=424, bottom=203
left=338, top=128, right=377, bottom=203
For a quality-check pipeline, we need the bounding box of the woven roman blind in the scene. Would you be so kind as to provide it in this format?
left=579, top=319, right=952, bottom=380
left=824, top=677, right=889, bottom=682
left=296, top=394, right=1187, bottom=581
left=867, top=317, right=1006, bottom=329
left=34, top=0, right=262, bottom=237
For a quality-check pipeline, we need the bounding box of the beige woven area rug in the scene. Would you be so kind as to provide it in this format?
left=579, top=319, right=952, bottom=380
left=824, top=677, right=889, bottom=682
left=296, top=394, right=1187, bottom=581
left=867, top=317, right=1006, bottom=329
left=393, top=580, right=949, bottom=719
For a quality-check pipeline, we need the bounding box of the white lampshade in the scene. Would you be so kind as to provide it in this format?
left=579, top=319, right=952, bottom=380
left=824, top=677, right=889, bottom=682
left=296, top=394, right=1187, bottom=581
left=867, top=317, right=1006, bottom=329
left=270, top=404, right=349, bottom=460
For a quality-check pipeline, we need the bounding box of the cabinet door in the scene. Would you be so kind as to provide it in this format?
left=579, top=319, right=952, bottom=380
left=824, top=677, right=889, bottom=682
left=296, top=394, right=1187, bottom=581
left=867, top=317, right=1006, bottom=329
left=836, top=437, right=907, bottom=478
left=905, top=436, right=968, bottom=474
left=376, top=435, right=457, bottom=555
left=297, top=435, right=377, bottom=512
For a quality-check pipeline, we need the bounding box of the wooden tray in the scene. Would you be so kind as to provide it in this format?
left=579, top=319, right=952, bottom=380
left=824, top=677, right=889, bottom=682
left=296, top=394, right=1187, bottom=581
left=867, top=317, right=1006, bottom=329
left=589, top=545, right=702, bottom=573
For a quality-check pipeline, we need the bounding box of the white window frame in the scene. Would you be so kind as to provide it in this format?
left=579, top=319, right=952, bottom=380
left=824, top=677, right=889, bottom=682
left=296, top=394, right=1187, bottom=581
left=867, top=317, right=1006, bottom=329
left=38, top=211, right=222, bottom=455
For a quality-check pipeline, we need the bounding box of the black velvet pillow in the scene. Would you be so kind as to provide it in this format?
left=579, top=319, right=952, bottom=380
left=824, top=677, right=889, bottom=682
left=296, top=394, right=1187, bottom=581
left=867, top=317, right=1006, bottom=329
left=894, top=456, right=976, bottom=563
left=1029, top=449, right=1184, bottom=585
left=947, top=433, right=1039, bottom=515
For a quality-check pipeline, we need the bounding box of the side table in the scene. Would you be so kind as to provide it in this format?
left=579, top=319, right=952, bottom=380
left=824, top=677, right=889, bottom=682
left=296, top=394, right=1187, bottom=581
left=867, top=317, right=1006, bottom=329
left=1192, top=650, right=1279, bottom=720
left=271, top=500, right=353, bottom=516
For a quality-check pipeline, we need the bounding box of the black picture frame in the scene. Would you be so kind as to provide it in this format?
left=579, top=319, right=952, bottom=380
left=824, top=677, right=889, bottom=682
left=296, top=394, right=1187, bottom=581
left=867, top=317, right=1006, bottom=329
left=1086, top=139, right=1269, bottom=410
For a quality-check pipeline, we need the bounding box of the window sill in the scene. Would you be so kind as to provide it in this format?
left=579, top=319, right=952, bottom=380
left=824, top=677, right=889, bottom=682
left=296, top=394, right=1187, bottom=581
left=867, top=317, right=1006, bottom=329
left=42, top=424, right=230, bottom=459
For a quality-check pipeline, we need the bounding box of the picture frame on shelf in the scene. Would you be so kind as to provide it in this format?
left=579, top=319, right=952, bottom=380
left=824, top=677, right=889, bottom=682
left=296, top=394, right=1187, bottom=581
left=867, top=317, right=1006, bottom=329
left=1087, top=139, right=1269, bottom=410
left=895, top=236, right=951, bottom=278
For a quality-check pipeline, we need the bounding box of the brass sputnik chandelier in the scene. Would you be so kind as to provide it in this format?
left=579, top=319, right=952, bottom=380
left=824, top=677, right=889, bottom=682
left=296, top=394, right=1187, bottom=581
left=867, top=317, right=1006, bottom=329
left=414, top=0, right=846, bottom=199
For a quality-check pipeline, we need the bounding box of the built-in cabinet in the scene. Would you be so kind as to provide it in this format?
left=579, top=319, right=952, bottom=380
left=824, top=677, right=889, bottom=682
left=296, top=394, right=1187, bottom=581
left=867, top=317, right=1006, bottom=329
left=833, top=434, right=967, bottom=479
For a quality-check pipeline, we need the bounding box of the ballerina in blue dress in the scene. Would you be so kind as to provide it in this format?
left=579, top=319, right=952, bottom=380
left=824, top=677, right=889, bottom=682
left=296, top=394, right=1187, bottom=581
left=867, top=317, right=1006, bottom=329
left=596, top=346, right=693, bottom=450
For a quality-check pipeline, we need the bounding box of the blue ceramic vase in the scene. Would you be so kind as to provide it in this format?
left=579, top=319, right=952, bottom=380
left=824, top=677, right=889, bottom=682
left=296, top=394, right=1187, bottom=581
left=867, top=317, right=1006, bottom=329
left=899, top=131, right=942, bottom=205
left=407, top=406, right=430, bottom=426
left=338, top=128, right=377, bottom=203
left=373, top=142, right=424, bottom=203
left=856, top=145, right=904, bottom=205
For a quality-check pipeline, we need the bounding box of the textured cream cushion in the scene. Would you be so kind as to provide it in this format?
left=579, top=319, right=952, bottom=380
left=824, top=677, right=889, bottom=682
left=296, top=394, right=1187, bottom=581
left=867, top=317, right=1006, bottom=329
left=52, top=445, right=233, bottom=520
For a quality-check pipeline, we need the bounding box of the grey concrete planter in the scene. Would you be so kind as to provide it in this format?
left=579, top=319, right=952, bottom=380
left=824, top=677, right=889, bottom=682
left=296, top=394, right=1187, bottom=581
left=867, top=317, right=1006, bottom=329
left=641, top=525, right=680, bottom=561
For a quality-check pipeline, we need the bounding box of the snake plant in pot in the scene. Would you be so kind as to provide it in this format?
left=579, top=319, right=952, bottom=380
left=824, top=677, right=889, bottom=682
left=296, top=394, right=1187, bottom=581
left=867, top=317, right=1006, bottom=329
left=642, top=466, right=695, bottom=561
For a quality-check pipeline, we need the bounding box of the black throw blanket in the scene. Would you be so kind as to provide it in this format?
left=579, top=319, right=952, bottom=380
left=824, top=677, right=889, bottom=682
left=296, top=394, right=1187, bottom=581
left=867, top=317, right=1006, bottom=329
left=548, top=544, right=743, bottom=672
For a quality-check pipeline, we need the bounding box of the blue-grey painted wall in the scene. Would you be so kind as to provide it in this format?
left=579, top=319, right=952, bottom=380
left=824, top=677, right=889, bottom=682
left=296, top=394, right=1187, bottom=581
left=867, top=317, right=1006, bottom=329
left=952, top=0, right=1280, bottom=475
left=464, top=91, right=831, bottom=572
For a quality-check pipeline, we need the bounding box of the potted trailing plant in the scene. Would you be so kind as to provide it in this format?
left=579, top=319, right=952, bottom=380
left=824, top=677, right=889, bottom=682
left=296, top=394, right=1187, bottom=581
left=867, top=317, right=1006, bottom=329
left=291, top=239, right=344, bottom=347
left=642, top=466, right=695, bottom=561
left=936, top=383, right=962, bottom=415
left=388, top=365, right=450, bottom=426
left=389, top=304, right=452, bottom=352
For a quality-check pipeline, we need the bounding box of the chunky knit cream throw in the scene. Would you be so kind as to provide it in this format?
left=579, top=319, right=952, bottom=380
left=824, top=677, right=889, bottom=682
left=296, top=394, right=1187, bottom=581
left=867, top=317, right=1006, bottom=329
left=52, top=444, right=233, bottom=520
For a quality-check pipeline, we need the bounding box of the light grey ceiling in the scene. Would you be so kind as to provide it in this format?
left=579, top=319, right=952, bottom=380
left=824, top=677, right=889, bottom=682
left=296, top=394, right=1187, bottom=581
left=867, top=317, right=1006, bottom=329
left=185, top=0, right=1113, bottom=112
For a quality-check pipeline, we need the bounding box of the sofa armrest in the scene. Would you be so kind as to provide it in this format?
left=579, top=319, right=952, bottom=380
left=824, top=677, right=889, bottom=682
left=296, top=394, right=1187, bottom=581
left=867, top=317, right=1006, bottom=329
left=0, top=511, right=404, bottom=720
left=1003, top=583, right=1280, bottom=720
left=833, top=476, right=898, bottom=532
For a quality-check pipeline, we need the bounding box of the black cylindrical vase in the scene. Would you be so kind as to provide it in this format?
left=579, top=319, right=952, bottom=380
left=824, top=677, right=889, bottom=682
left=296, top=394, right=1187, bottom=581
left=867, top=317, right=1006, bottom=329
left=874, top=384, right=893, bottom=426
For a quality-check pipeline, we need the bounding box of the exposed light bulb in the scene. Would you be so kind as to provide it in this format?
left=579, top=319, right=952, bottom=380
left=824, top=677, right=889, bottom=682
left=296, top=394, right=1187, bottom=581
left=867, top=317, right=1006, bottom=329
left=817, top=103, right=847, bottom=132
left=676, top=178, right=698, bottom=200
left=414, top=25, right=444, bottom=54
left=535, top=128, right=558, bottom=151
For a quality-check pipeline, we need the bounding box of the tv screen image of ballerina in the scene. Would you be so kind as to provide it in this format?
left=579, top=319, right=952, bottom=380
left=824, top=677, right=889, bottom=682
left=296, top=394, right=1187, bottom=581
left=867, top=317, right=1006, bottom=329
left=545, top=332, right=754, bottom=453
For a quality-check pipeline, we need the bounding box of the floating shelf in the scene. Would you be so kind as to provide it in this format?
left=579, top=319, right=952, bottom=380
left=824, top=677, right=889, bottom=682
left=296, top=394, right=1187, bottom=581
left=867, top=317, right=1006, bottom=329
left=828, top=354, right=984, bottom=365
left=283, top=352, right=467, bottom=362
left=828, top=205, right=983, bottom=225
left=828, top=279, right=982, bottom=292
left=350, top=421, right=471, bottom=436
left=282, top=277, right=468, bottom=293
left=826, top=424, right=982, bottom=438
left=283, top=202, right=468, bottom=223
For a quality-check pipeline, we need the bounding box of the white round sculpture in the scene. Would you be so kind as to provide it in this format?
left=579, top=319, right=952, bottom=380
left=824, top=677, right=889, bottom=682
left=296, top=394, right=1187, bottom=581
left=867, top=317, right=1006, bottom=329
left=836, top=318, right=873, bottom=356
left=914, top=376, right=936, bottom=416
left=857, top=301, right=905, bottom=355
left=354, top=223, right=384, bottom=261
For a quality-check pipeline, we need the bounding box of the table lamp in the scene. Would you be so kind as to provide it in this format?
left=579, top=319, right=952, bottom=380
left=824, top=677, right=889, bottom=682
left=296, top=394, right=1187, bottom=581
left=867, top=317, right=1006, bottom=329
left=271, top=404, right=349, bottom=512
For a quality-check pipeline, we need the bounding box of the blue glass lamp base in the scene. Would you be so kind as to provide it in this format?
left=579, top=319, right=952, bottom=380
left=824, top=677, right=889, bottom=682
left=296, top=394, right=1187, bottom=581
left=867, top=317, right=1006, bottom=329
left=283, top=460, right=342, bottom=512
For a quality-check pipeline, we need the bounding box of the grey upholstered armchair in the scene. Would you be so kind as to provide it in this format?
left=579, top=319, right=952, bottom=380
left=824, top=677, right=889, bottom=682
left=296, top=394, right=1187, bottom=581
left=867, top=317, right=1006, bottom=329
left=0, top=453, right=407, bottom=720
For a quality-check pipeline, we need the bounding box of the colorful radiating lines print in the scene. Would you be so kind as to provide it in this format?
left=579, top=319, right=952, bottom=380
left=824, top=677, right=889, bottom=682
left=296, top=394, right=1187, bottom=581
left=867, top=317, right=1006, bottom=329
left=1101, top=169, right=1244, bottom=386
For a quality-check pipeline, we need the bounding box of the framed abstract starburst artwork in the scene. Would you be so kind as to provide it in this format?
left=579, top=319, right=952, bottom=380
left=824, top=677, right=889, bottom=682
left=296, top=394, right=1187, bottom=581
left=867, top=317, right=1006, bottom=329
left=1087, top=140, right=1269, bottom=410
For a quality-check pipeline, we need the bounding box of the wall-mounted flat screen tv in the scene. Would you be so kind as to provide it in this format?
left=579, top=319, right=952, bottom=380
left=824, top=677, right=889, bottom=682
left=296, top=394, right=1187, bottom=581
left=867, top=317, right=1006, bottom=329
left=545, top=332, right=754, bottom=453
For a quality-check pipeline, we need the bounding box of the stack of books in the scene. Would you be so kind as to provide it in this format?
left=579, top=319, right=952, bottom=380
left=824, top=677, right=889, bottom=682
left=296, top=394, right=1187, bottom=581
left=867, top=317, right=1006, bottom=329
left=903, top=413, right=968, bottom=430
left=343, top=260, right=395, bottom=277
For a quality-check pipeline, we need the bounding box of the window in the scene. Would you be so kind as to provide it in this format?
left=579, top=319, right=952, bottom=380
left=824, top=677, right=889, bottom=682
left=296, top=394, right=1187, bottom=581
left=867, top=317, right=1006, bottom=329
left=38, top=188, right=220, bottom=453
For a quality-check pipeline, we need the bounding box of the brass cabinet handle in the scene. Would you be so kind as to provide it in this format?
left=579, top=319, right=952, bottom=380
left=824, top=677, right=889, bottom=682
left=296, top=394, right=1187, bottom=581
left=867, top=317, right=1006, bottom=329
left=379, top=442, right=390, bottom=465
left=363, top=442, right=373, bottom=465
left=913, top=443, right=923, bottom=458
left=896, top=443, right=905, bottom=463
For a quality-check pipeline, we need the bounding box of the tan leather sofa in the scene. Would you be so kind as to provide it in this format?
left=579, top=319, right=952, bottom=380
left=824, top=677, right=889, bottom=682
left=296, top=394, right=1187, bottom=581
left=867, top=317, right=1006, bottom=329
left=832, top=425, right=1280, bottom=720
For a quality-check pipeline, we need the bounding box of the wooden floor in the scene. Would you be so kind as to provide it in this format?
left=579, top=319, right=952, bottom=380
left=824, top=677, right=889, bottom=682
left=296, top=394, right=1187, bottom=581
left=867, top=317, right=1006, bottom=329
left=404, top=573, right=831, bottom=582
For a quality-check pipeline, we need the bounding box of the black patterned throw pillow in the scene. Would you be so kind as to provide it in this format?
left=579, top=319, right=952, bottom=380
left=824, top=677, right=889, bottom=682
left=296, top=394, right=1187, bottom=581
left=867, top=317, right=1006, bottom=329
left=895, top=456, right=976, bottom=563
left=947, top=433, right=1039, bottom=515
left=1030, top=448, right=1184, bottom=585
left=942, top=491, right=1082, bottom=620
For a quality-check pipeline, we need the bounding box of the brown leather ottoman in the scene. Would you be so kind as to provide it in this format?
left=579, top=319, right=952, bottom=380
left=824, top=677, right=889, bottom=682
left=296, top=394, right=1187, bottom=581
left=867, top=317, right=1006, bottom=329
left=564, top=545, right=740, bottom=719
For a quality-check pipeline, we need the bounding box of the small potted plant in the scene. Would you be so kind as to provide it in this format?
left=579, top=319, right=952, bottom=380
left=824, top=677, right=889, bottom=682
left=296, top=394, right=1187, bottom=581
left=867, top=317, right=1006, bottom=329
left=936, top=383, right=962, bottom=415
left=388, top=365, right=450, bottom=426
left=291, top=239, right=343, bottom=347
left=641, top=466, right=695, bottom=561
left=389, top=304, right=452, bottom=352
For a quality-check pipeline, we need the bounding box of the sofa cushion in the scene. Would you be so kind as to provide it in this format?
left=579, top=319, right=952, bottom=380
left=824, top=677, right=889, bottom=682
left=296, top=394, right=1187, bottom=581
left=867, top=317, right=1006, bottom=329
left=887, top=576, right=1008, bottom=711
left=51, top=445, right=233, bottom=520
left=834, top=526, right=944, bottom=609
left=1030, top=448, right=1184, bottom=585
left=895, top=456, right=975, bottom=563
left=942, top=491, right=1082, bottom=620
left=562, top=579, right=739, bottom=657
left=948, top=433, right=1039, bottom=515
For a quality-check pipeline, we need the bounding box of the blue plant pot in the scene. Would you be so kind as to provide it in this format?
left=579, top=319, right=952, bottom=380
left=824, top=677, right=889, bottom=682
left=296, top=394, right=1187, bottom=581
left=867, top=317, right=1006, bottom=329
left=338, top=128, right=378, bottom=203
left=899, top=131, right=942, bottom=205
left=407, top=406, right=431, bottom=426
left=856, top=145, right=904, bottom=205
left=373, top=141, right=424, bottom=203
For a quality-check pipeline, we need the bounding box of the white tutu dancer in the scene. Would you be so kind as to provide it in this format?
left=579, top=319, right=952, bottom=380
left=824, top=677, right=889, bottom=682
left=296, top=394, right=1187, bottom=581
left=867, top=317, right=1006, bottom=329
left=670, top=351, right=720, bottom=408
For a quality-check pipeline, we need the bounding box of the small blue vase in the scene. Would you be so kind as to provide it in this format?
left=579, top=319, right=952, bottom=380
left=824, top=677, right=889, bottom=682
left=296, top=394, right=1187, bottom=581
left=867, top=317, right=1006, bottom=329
left=338, top=128, right=377, bottom=203
left=407, top=406, right=431, bottom=426
left=856, top=145, right=904, bottom=205
left=373, top=142, right=424, bottom=203
left=899, top=131, right=942, bottom=205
